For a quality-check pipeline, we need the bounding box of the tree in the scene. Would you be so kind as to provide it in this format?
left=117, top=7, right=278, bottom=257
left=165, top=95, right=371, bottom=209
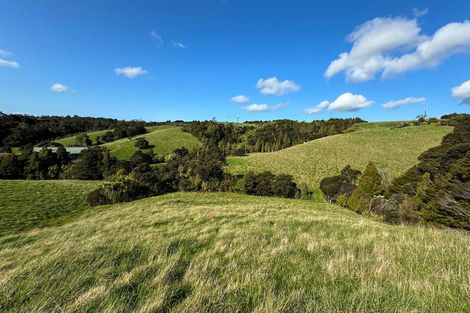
left=134, top=137, right=150, bottom=149
left=56, top=145, right=70, bottom=166
left=272, top=174, right=297, bottom=198
left=0, top=153, right=23, bottom=179
left=348, top=162, right=384, bottom=213
left=64, top=147, right=105, bottom=180
left=75, top=134, right=92, bottom=147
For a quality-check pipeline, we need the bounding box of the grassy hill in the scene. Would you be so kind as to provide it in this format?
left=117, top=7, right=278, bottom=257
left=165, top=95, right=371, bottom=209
left=102, top=126, right=201, bottom=159
left=54, top=125, right=201, bottom=160
left=55, top=129, right=112, bottom=146
left=0, top=180, right=99, bottom=236
left=227, top=123, right=452, bottom=195
left=0, top=190, right=468, bottom=312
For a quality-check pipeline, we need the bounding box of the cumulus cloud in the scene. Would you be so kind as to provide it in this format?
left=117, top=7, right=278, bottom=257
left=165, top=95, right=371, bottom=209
left=115, top=67, right=148, bottom=79
left=256, top=77, right=301, bottom=95
left=231, top=95, right=250, bottom=103
left=382, top=97, right=426, bottom=109
left=328, top=93, right=373, bottom=111
left=305, top=93, right=373, bottom=114
left=304, top=100, right=329, bottom=114
left=172, top=41, right=186, bottom=49
left=243, top=102, right=288, bottom=112
left=452, top=80, right=470, bottom=104
left=50, top=83, right=70, bottom=93
left=325, top=17, right=470, bottom=82
left=150, top=31, right=164, bottom=47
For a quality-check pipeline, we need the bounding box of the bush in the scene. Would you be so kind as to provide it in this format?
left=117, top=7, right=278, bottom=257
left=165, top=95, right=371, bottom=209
left=87, top=188, right=112, bottom=206
left=242, top=171, right=298, bottom=198
left=298, top=182, right=311, bottom=199
left=87, top=176, right=153, bottom=206
left=319, top=165, right=360, bottom=202
left=336, top=194, right=348, bottom=207
left=134, top=138, right=150, bottom=149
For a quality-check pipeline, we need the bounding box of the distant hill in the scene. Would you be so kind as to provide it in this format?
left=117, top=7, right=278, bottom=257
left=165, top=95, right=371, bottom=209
left=55, top=129, right=112, bottom=146
left=55, top=125, right=201, bottom=159
left=227, top=123, right=453, bottom=195
left=0, top=190, right=468, bottom=312
left=102, top=125, right=201, bottom=159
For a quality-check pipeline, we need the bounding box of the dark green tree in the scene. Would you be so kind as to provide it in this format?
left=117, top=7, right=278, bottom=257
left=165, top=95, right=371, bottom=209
left=348, top=162, right=384, bottom=213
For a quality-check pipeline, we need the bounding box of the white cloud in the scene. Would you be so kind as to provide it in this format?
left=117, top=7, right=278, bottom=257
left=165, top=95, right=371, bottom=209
left=115, top=67, right=148, bottom=79
left=382, top=97, right=426, bottom=109
left=172, top=41, right=186, bottom=49
left=328, top=93, right=373, bottom=111
left=452, top=80, right=470, bottom=104
left=325, top=17, right=470, bottom=82
left=0, top=49, right=12, bottom=57
left=305, top=93, right=373, bottom=114
left=150, top=31, right=164, bottom=46
left=243, top=102, right=288, bottom=112
left=304, top=100, right=329, bottom=114
left=256, top=77, right=301, bottom=95
left=0, top=59, right=19, bottom=68
left=231, top=95, right=250, bottom=103
left=50, top=83, right=70, bottom=93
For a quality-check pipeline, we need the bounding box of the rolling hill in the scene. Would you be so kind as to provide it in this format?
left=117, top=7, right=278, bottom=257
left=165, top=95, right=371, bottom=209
left=102, top=126, right=201, bottom=159
left=55, top=129, right=113, bottom=146
left=0, top=188, right=468, bottom=312
left=227, top=123, right=452, bottom=195
left=54, top=125, right=201, bottom=160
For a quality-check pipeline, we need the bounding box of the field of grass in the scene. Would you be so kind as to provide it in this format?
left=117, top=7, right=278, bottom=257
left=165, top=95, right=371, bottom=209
left=102, top=126, right=201, bottom=159
left=227, top=123, right=452, bottom=195
left=0, top=191, right=468, bottom=312
left=0, top=180, right=99, bottom=236
left=55, top=129, right=112, bottom=146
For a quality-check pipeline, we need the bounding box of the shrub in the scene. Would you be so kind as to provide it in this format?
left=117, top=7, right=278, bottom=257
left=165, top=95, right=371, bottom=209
left=87, top=188, right=112, bottom=206
left=134, top=137, right=150, bottom=149
left=87, top=176, right=153, bottom=206
left=272, top=174, right=297, bottom=198
left=298, top=182, right=311, bottom=199
left=336, top=194, right=348, bottom=207
left=319, top=165, right=360, bottom=202
left=383, top=197, right=401, bottom=224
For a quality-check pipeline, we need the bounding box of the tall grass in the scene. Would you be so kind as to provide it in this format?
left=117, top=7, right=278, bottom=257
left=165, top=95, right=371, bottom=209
left=227, top=123, right=452, bottom=195
left=1, top=192, right=468, bottom=312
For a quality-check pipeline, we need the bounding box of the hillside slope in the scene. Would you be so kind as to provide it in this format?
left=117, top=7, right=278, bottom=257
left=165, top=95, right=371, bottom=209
left=102, top=126, right=201, bottom=159
left=0, top=180, right=99, bottom=236
left=1, top=191, right=469, bottom=312
left=227, top=123, right=452, bottom=193
left=55, top=129, right=112, bottom=146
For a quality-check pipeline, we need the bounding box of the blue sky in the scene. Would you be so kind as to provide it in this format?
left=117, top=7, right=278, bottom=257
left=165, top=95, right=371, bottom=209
left=1, top=0, right=469, bottom=122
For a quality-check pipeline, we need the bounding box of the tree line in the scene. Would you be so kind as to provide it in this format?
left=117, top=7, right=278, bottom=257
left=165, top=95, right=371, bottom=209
left=87, top=144, right=304, bottom=206
left=0, top=112, right=153, bottom=148
left=320, top=114, right=470, bottom=230
left=183, top=118, right=364, bottom=155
